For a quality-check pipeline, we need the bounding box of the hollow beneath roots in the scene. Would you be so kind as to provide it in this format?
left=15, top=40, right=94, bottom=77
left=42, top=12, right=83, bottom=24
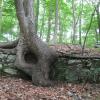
left=24, top=51, right=38, bottom=64
left=13, top=38, right=57, bottom=86
left=0, top=37, right=56, bottom=86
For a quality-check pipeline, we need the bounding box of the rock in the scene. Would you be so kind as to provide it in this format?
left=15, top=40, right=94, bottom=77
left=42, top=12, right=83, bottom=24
left=68, top=60, right=81, bottom=65
left=7, top=63, right=15, bottom=68
left=4, top=68, right=17, bottom=75
left=73, top=94, right=82, bottom=100
left=67, top=91, right=73, bottom=97
left=0, top=54, right=6, bottom=58
left=7, top=55, right=16, bottom=62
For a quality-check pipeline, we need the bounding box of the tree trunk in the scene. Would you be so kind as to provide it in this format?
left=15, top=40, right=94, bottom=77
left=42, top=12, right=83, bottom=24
left=79, top=0, right=83, bottom=45
left=14, top=0, right=57, bottom=86
left=52, top=0, right=59, bottom=44
left=39, top=0, right=45, bottom=39
left=58, top=10, right=63, bottom=43
left=79, top=17, right=82, bottom=45
left=46, top=0, right=52, bottom=43
left=0, top=0, right=3, bottom=35
left=96, top=3, right=100, bottom=40
left=72, top=0, right=76, bottom=44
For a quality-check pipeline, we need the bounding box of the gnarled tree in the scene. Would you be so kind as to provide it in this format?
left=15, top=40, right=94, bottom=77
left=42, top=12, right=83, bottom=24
left=14, top=0, right=57, bottom=86
left=1, top=0, right=100, bottom=87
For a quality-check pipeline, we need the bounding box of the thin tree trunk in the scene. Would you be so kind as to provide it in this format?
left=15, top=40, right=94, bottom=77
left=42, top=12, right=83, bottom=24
left=58, top=10, right=63, bottom=43
left=59, top=26, right=63, bottom=43
left=40, top=0, right=45, bottom=39
left=46, top=17, right=51, bottom=43
left=96, top=2, right=100, bottom=40
left=0, top=0, right=3, bottom=35
left=46, top=0, right=52, bottom=43
left=72, top=0, right=76, bottom=44
left=79, top=17, right=82, bottom=45
left=79, top=0, right=83, bottom=45
left=95, top=28, right=98, bottom=43
left=52, top=0, right=58, bottom=44
left=82, top=7, right=96, bottom=54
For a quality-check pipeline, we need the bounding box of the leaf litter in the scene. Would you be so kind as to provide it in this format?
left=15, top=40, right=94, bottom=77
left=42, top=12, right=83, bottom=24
left=0, top=75, right=100, bottom=100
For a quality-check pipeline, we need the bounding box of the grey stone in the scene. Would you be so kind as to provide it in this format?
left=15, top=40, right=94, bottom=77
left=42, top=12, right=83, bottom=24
left=4, top=68, right=17, bottom=75
left=67, top=91, right=73, bottom=97
left=0, top=64, right=2, bottom=69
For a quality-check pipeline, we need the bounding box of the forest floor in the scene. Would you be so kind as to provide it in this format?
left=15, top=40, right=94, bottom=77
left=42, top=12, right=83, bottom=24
left=0, top=75, right=100, bottom=100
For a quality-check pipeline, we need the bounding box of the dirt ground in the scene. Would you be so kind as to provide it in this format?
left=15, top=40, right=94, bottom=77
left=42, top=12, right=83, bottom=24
left=0, top=75, right=100, bottom=100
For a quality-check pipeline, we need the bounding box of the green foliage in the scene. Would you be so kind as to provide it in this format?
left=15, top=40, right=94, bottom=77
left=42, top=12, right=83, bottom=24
left=1, top=0, right=99, bottom=45
left=0, top=0, right=17, bottom=41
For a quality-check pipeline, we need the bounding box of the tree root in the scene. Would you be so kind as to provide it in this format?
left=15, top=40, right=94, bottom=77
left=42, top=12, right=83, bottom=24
left=14, top=38, right=55, bottom=86
left=0, top=39, right=19, bottom=49
left=1, top=39, right=100, bottom=86
left=15, top=38, right=33, bottom=76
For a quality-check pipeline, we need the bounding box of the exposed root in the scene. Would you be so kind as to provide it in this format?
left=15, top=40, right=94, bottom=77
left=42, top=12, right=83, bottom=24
left=14, top=37, right=56, bottom=86
left=14, top=38, right=34, bottom=76
left=1, top=39, right=100, bottom=86
left=0, top=39, right=19, bottom=49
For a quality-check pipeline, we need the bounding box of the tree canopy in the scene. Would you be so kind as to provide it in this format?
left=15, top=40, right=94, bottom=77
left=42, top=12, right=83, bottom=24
left=0, top=0, right=99, bottom=47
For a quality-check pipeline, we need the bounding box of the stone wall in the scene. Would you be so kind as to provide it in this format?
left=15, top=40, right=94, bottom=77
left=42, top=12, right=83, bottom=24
left=0, top=52, right=100, bottom=83
left=0, top=53, right=17, bottom=75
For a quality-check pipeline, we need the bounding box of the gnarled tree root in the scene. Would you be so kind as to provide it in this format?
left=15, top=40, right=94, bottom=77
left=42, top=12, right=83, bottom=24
left=0, top=38, right=56, bottom=86
left=0, top=39, right=19, bottom=49
left=1, top=40, right=100, bottom=86
left=14, top=38, right=57, bottom=86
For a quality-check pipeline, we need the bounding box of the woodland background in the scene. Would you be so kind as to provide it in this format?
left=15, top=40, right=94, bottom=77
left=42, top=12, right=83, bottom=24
left=0, top=0, right=100, bottom=100
left=0, top=0, right=100, bottom=83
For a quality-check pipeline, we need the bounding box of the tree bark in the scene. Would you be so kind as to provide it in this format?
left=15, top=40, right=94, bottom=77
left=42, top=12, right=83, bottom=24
left=0, top=0, right=3, bottom=34
left=52, top=0, right=59, bottom=44
left=39, top=0, right=45, bottom=38
left=14, top=0, right=57, bottom=86
left=72, top=0, right=76, bottom=44
left=96, top=2, right=100, bottom=40
left=46, top=0, right=52, bottom=43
